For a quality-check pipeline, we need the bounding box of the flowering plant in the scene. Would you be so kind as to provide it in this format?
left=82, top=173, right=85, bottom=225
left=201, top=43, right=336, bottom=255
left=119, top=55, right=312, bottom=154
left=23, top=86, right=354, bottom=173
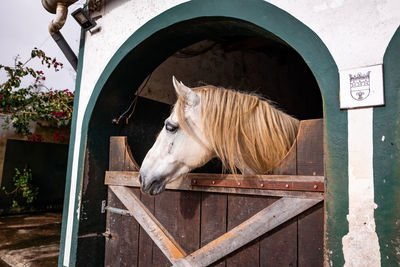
left=0, top=48, right=74, bottom=138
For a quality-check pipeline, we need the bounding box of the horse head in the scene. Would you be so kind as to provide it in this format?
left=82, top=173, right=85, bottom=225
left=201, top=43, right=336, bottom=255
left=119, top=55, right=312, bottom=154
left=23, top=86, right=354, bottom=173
left=139, top=77, right=299, bottom=195
left=139, top=77, right=214, bottom=195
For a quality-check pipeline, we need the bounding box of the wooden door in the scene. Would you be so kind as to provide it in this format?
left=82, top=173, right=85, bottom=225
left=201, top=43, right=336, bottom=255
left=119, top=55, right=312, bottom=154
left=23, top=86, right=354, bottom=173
left=104, top=119, right=324, bottom=267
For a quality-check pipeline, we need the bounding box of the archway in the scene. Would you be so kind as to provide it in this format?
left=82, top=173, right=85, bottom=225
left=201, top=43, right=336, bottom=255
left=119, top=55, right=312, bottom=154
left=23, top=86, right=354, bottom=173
left=60, top=1, right=346, bottom=265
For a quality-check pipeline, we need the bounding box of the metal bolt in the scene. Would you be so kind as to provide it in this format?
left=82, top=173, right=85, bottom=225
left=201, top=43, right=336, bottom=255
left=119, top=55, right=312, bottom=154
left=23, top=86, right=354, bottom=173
left=212, top=181, right=215, bottom=184
left=260, top=183, right=264, bottom=187
left=102, top=229, right=112, bottom=239
left=313, top=185, right=318, bottom=189
left=237, top=182, right=241, bottom=186
left=285, top=184, right=289, bottom=188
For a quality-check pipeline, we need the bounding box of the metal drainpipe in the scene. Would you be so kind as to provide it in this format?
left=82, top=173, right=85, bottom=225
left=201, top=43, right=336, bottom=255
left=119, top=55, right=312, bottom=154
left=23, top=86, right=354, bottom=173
left=42, top=0, right=79, bottom=71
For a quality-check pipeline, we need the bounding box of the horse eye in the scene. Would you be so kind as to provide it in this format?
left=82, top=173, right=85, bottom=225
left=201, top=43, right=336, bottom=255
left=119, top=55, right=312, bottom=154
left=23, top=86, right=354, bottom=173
left=165, top=122, right=178, bottom=133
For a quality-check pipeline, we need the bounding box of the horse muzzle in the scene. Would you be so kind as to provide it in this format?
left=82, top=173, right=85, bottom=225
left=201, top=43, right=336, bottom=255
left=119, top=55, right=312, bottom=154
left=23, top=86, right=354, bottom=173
left=139, top=174, right=166, bottom=195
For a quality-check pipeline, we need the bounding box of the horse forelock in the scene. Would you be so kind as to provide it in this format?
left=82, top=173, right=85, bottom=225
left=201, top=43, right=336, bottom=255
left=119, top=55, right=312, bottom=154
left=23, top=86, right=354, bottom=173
left=175, top=85, right=299, bottom=174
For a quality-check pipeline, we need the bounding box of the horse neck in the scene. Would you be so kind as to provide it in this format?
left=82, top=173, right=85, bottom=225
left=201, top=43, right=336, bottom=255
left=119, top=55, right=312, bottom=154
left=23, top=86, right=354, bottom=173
left=199, top=90, right=299, bottom=173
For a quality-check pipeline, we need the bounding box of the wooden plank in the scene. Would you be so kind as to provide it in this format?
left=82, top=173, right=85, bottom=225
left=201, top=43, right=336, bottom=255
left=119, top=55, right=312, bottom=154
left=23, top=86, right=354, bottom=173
left=105, top=171, right=324, bottom=186
left=259, top=217, right=298, bottom=266
left=260, top=140, right=299, bottom=267
left=225, top=195, right=273, bottom=266
left=106, top=137, right=128, bottom=266
left=269, top=140, right=297, bottom=175
left=176, top=191, right=201, bottom=253
left=177, top=197, right=322, bottom=267
left=105, top=171, right=141, bottom=186
left=109, top=137, right=126, bottom=171
left=106, top=137, right=140, bottom=266
left=109, top=185, right=187, bottom=265
left=298, top=202, right=324, bottom=267
left=200, top=193, right=227, bottom=267
left=118, top=188, right=140, bottom=266
left=138, top=192, right=155, bottom=267
left=152, top=191, right=178, bottom=266
left=152, top=191, right=201, bottom=266
left=105, top=171, right=324, bottom=199
left=104, top=190, right=123, bottom=267
left=124, top=139, right=140, bottom=171
left=296, top=120, right=324, bottom=266
left=297, top=119, right=324, bottom=176
left=190, top=186, right=323, bottom=199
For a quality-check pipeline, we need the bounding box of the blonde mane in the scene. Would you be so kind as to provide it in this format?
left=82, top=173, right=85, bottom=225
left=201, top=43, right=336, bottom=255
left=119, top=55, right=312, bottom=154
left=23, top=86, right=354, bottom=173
left=175, top=85, right=299, bottom=174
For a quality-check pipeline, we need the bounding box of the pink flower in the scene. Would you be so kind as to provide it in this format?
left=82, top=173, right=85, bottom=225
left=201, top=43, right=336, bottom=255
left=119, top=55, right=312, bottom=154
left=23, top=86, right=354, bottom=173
left=0, top=94, right=3, bottom=99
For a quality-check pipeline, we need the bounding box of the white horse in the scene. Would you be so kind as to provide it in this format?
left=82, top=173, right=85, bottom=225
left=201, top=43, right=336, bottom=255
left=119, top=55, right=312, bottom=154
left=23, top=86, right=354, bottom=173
left=139, top=77, right=299, bottom=195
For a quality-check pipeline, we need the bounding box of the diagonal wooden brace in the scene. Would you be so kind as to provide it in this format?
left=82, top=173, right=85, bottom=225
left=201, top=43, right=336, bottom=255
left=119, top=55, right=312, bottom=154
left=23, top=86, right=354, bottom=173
left=109, top=185, right=187, bottom=265
left=175, top=197, right=321, bottom=267
left=109, top=184, right=321, bottom=267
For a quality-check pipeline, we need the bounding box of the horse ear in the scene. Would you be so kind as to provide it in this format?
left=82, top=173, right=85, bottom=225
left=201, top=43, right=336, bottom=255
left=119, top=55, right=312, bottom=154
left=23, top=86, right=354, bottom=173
left=172, top=76, right=199, bottom=106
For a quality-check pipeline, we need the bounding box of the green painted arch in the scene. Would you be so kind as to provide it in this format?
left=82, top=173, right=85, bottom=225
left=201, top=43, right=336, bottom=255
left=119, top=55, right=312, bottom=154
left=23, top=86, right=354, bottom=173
left=64, top=0, right=348, bottom=265
left=374, top=25, right=400, bottom=266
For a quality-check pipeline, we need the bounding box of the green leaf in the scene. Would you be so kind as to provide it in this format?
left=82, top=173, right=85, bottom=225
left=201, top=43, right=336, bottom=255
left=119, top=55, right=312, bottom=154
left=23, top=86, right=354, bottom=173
left=12, top=200, right=19, bottom=208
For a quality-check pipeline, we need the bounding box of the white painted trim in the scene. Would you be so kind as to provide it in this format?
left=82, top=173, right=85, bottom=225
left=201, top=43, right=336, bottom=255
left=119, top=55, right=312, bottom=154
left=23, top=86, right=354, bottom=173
left=63, top=126, right=82, bottom=267
left=342, top=108, right=380, bottom=266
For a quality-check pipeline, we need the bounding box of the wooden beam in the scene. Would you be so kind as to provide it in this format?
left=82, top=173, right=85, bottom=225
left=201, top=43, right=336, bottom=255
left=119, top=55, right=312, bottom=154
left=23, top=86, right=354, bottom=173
left=176, top=197, right=322, bottom=267
left=109, top=185, right=187, bottom=265
left=105, top=171, right=324, bottom=199
left=109, top=136, right=140, bottom=171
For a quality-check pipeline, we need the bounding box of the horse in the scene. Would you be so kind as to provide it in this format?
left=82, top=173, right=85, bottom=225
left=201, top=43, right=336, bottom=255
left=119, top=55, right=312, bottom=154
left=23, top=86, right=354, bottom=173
left=139, top=77, right=299, bottom=195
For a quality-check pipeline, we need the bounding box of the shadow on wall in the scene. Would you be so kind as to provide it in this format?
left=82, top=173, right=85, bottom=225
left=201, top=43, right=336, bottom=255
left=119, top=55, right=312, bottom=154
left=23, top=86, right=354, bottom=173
left=0, top=140, right=68, bottom=215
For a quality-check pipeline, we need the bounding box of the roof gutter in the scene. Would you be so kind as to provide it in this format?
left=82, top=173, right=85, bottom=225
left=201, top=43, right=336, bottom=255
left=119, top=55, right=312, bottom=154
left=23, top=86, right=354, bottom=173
left=42, top=0, right=79, bottom=71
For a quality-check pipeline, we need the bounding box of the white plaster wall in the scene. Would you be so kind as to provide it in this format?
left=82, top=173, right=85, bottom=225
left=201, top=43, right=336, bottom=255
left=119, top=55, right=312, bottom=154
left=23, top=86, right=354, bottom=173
left=272, top=0, right=400, bottom=70
left=76, top=0, right=400, bottom=119
left=64, top=0, right=400, bottom=266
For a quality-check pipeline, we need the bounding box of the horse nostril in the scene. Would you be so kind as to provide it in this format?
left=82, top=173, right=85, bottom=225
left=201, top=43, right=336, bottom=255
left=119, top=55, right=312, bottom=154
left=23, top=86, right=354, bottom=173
left=138, top=174, right=142, bottom=184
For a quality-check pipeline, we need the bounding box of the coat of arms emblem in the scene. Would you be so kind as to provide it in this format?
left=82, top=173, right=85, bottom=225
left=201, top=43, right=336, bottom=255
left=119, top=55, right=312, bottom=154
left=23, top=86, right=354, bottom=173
left=349, top=71, right=370, bottom=101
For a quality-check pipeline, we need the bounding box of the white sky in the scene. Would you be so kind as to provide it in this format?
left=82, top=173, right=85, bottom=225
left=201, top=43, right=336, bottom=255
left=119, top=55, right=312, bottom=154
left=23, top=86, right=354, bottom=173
left=0, top=0, right=86, bottom=92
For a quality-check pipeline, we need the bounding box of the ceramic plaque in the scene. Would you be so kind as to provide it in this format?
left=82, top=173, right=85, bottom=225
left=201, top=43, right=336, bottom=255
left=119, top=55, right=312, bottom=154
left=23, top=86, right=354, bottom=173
left=339, top=64, right=384, bottom=109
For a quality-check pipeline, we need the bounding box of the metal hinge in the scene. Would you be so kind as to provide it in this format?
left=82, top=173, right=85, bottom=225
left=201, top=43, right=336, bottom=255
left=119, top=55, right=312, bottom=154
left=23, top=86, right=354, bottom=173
left=101, top=200, right=107, bottom=213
